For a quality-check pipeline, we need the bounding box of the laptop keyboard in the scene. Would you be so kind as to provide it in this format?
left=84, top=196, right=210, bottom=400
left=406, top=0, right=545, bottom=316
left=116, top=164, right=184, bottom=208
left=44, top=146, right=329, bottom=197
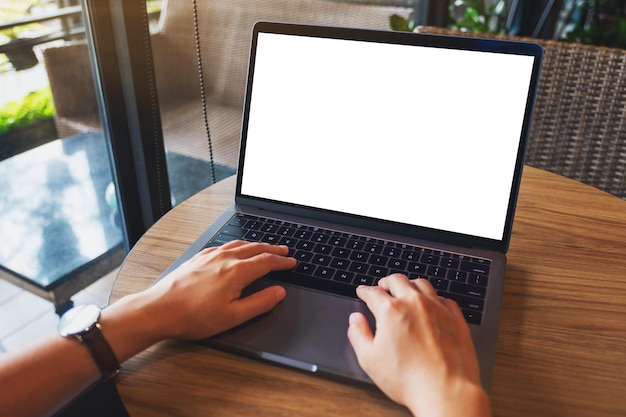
left=205, top=213, right=490, bottom=325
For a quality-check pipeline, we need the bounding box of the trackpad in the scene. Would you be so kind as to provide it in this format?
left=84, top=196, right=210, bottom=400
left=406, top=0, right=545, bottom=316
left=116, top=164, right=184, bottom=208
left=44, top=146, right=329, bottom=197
left=208, top=279, right=374, bottom=383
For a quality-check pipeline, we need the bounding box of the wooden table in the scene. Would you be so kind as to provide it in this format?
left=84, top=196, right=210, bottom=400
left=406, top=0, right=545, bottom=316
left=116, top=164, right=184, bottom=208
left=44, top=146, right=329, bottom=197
left=110, top=166, right=626, bottom=417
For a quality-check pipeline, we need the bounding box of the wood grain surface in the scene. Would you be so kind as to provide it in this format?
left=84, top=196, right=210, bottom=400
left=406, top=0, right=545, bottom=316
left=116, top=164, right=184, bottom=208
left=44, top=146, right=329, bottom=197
left=110, top=166, right=626, bottom=417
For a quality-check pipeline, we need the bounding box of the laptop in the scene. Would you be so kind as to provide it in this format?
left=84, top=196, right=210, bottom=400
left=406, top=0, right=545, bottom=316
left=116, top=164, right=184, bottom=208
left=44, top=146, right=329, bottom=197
left=158, top=21, right=543, bottom=392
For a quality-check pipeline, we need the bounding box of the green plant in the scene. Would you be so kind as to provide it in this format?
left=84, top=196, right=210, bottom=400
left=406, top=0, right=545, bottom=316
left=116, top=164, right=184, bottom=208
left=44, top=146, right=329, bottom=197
left=448, top=0, right=507, bottom=33
left=563, top=0, right=626, bottom=48
left=0, top=86, right=55, bottom=135
left=390, top=0, right=507, bottom=34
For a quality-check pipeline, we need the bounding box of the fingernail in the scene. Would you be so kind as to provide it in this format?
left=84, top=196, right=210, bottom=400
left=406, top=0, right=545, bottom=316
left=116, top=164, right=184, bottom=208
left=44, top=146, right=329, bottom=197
left=275, top=286, right=287, bottom=302
left=349, top=312, right=358, bottom=324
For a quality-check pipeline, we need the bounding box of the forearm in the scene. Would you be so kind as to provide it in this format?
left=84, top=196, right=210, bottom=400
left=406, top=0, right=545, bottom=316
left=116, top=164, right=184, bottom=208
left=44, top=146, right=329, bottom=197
left=0, top=242, right=294, bottom=417
left=0, top=292, right=166, bottom=417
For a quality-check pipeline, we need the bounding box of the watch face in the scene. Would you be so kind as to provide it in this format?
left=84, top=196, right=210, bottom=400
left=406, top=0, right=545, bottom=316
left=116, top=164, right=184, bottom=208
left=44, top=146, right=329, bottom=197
left=59, top=304, right=101, bottom=337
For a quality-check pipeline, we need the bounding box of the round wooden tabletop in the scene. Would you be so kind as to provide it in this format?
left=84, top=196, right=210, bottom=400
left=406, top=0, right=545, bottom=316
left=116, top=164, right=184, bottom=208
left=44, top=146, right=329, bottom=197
left=110, top=166, right=626, bottom=417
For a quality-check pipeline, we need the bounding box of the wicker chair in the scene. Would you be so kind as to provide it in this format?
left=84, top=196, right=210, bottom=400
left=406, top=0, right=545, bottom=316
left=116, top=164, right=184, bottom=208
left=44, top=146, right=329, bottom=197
left=417, top=26, right=626, bottom=200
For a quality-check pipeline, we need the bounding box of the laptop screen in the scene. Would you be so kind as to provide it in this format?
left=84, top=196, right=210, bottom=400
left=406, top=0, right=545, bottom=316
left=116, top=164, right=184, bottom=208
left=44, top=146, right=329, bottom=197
left=239, top=27, right=538, bottom=243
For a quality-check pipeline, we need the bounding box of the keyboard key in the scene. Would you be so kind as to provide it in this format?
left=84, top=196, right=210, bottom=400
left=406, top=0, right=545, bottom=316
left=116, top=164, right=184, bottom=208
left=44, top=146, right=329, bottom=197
left=388, top=259, right=407, bottom=270
left=228, top=215, right=247, bottom=227
left=442, top=258, right=460, bottom=269
left=447, top=270, right=467, bottom=282
left=462, top=309, right=482, bottom=325
left=329, top=237, right=347, bottom=247
left=261, top=234, right=279, bottom=244
left=219, top=225, right=246, bottom=238
left=460, top=261, right=491, bottom=275
left=294, top=230, right=312, bottom=240
left=349, top=251, right=369, bottom=262
left=347, top=240, right=364, bottom=250
left=262, top=224, right=278, bottom=233
left=401, top=249, right=419, bottom=261
left=314, top=244, right=333, bottom=255
left=468, top=273, right=488, bottom=286
left=277, top=226, right=295, bottom=236
left=331, top=247, right=350, bottom=258
left=449, top=282, right=487, bottom=299
left=245, top=220, right=263, bottom=230
left=312, top=233, right=329, bottom=244
left=437, top=291, right=485, bottom=311
left=278, top=236, right=298, bottom=247
left=407, top=262, right=426, bottom=274
left=383, top=246, right=400, bottom=257
left=353, top=275, right=374, bottom=286
left=296, top=241, right=315, bottom=251
left=421, top=254, right=440, bottom=265
left=334, top=271, right=354, bottom=283
left=294, top=251, right=313, bottom=262
left=295, top=263, right=315, bottom=275
left=368, top=265, right=389, bottom=278
left=312, top=255, right=331, bottom=266
left=244, top=230, right=263, bottom=241
left=364, top=243, right=382, bottom=254
left=330, top=258, right=350, bottom=269
left=349, top=262, right=368, bottom=273
left=427, top=266, right=447, bottom=278
left=314, top=267, right=335, bottom=279
left=429, top=278, right=449, bottom=290
left=370, top=255, right=389, bottom=266
left=206, top=233, right=237, bottom=247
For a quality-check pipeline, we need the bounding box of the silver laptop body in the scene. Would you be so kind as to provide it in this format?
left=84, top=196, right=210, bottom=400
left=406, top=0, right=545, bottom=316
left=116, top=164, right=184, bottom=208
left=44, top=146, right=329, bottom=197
left=158, top=22, right=543, bottom=391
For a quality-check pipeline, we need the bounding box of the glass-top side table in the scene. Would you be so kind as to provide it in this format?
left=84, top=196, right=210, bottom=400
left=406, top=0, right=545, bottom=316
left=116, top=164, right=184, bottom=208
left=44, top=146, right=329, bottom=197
left=0, top=132, right=124, bottom=315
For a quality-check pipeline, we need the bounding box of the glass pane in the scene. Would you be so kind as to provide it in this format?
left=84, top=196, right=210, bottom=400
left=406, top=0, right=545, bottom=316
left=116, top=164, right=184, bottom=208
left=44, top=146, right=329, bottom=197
left=0, top=0, right=125, bottom=311
left=151, top=0, right=416, bottom=206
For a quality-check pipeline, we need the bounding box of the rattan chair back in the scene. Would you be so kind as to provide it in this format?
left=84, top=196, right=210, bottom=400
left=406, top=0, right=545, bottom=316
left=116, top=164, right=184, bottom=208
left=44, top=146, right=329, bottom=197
left=418, top=26, right=626, bottom=200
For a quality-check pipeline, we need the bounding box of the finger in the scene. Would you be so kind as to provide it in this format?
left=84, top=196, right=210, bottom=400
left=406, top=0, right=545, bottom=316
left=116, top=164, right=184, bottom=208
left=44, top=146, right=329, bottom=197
left=355, top=284, right=395, bottom=319
left=228, top=285, right=287, bottom=325
left=413, top=277, right=438, bottom=299
left=228, top=241, right=290, bottom=259
left=377, top=273, right=413, bottom=298
left=218, top=239, right=249, bottom=250
left=347, top=312, right=375, bottom=361
left=441, top=296, right=466, bottom=322
left=233, top=252, right=297, bottom=287
left=246, top=251, right=297, bottom=271
left=197, top=246, right=220, bottom=255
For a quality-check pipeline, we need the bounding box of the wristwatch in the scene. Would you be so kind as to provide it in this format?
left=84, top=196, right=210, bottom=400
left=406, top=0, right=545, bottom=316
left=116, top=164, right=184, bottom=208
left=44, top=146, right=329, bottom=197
left=58, top=304, right=121, bottom=380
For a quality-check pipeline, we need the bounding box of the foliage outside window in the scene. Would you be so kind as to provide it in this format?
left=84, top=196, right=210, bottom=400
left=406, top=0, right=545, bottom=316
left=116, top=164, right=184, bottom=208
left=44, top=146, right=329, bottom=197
left=390, top=0, right=626, bottom=49
left=390, top=0, right=507, bottom=33
left=447, top=0, right=507, bottom=33
left=0, top=87, right=55, bottom=136
left=564, top=0, right=626, bottom=48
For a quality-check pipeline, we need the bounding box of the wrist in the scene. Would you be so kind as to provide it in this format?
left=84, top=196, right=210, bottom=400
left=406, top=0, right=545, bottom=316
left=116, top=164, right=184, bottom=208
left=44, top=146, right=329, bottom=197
left=99, top=291, right=172, bottom=364
left=406, top=381, right=490, bottom=417
left=58, top=305, right=121, bottom=380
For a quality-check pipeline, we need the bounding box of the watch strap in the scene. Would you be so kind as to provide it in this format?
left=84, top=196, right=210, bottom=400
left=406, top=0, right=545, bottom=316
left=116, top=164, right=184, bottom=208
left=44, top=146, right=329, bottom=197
left=80, top=322, right=121, bottom=380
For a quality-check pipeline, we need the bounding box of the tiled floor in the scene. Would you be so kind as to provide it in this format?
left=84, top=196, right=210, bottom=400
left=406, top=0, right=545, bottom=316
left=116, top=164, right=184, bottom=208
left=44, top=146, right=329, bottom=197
left=0, top=269, right=118, bottom=354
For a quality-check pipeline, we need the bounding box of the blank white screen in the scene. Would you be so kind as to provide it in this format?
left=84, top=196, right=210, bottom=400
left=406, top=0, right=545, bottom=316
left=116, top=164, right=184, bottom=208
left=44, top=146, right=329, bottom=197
left=240, top=33, right=535, bottom=241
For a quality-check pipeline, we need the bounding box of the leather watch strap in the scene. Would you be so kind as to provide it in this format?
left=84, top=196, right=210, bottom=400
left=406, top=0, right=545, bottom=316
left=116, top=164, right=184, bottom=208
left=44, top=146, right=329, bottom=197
left=79, top=323, right=120, bottom=380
